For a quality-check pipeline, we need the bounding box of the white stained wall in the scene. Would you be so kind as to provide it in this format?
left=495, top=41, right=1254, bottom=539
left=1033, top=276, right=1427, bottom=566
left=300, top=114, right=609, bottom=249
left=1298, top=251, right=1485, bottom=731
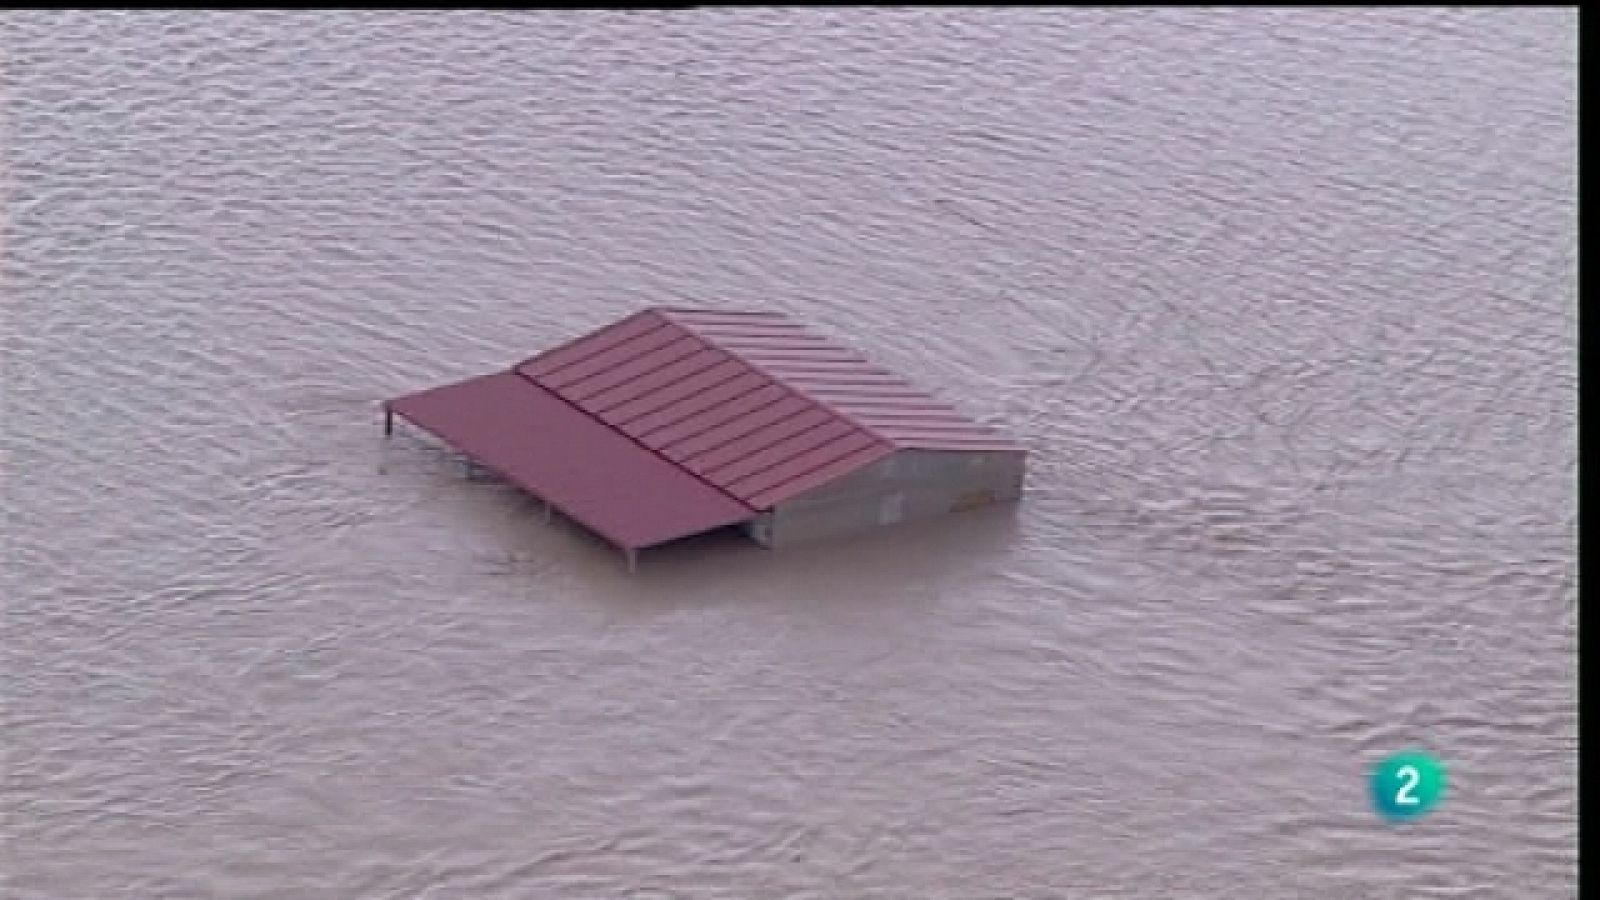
left=743, top=449, right=1026, bottom=549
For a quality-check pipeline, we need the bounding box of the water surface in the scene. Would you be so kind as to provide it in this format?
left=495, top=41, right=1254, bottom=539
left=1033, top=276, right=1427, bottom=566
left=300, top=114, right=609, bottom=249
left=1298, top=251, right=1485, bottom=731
left=2, top=8, right=1577, bottom=898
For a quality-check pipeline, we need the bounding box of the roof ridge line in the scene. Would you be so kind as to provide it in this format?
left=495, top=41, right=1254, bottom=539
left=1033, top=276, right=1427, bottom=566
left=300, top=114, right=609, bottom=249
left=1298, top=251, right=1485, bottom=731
left=510, top=362, right=760, bottom=516
left=515, top=308, right=663, bottom=377
left=656, top=307, right=899, bottom=455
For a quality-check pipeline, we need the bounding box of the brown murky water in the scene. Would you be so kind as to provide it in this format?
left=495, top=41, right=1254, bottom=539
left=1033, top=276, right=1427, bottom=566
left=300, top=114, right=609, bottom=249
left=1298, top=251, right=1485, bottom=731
left=2, top=9, right=1577, bottom=898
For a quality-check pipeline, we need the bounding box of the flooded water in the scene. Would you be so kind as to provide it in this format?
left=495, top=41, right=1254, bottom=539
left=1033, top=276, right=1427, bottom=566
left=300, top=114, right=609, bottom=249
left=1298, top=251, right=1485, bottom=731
left=2, top=8, right=1577, bottom=898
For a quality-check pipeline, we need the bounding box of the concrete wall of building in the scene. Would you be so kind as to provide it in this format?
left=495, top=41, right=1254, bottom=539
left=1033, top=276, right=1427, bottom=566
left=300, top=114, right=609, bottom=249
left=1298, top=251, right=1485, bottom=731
left=751, top=449, right=1025, bottom=549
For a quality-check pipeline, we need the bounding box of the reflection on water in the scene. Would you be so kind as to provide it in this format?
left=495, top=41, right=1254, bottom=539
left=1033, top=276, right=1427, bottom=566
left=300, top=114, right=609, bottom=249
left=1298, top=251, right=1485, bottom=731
left=2, top=8, right=1576, bottom=897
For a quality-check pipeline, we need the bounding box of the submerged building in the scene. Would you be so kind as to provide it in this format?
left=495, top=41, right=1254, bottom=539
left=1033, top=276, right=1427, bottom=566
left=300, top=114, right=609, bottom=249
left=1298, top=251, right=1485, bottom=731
left=385, top=307, right=1027, bottom=568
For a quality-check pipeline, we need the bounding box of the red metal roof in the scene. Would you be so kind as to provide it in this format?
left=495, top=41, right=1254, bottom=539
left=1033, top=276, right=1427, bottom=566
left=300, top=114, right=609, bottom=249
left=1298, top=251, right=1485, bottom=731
left=387, top=371, right=755, bottom=551
left=515, top=307, right=1025, bottom=509
left=388, top=307, right=1026, bottom=551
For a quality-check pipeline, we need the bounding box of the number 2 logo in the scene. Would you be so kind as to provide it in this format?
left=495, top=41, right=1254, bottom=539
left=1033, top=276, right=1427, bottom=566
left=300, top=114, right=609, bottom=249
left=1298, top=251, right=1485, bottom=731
left=1371, top=752, right=1444, bottom=822
left=1394, top=765, right=1421, bottom=806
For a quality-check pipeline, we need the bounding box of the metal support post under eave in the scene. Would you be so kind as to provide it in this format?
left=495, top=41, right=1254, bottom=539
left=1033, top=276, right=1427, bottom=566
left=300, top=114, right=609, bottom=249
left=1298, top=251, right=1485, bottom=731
left=383, top=407, right=393, bottom=436
left=626, top=548, right=638, bottom=573
left=543, top=499, right=552, bottom=522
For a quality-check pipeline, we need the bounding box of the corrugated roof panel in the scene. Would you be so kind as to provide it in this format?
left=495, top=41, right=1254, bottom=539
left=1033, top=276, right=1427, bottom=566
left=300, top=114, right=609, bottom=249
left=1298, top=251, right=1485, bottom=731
left=781, top=374, right=916, bottom=389
left=744, top=453, right=895, bottom=509
left=829, top=400, right=965, bottom=416
left=518, top=310, right=886, bottom=508
left=819, top=385, right=953, bottom=398
left=734, top=348, right=867, bottom=364
left=519, top=310, right=670, bottom=380
left=866, top=418, right=1005, bottom=433
left=672, top=307, right=801, bottom=320
left=630, top=380, right=788, bottom=443
left=767, top=358, right=895, bottom=374
left=699, top=418, right=859, bottom=485
left=677, top=407, right=837, bottom=473
left=844, top=409, right=975, bottom=424
left=745, top=442, right=899, bottom=509
left=801, top=388, right=943, bottom=404
left=725, top=430, right=884, bottom=500
left=685, top=327, right=815, bottom=342
left=656, top=313, right=752, bottom=331
left=656, top=393, right=813, bottom=458
left=663, top=309, right=1019, bottom=406
left=551, top=336, right=707, bottom=399
left=750, top=362, right=895, bottom=377
left=705, top=335, right=839, bottom=351
left=661, top=308, right=1028, bottom=463
left=572, top=346, right=730, bottom=411
left=534, top=330, right=688, bottom=392
left=605, top=362, right=758, bottom=428
left=692, top=317, right=823, bottom=332
left=753, top=349, right=875, bottom=363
